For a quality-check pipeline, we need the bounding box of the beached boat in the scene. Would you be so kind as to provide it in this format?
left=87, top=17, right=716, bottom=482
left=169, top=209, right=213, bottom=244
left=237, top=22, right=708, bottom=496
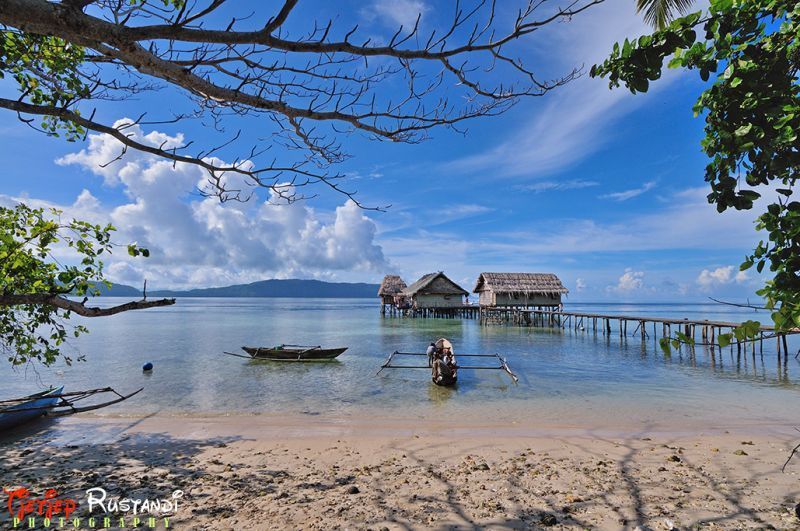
left=0, top=387, right=63, bottom=431
left=231, top=345, right=348, bottom=361
left=0, top=387, right=143, bottom=432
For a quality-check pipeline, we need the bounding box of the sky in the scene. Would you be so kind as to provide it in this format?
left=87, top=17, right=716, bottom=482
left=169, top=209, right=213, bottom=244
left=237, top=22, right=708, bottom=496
left=0, top=0, right=767, bottom=301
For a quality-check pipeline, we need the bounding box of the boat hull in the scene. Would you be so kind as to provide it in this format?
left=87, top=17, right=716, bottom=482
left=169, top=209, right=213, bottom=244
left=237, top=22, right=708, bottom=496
left=242, top=346, right=347, bottom=361
left=0, top=387, right=63, bottom=432
left=432, top=375, right=457, bottom=387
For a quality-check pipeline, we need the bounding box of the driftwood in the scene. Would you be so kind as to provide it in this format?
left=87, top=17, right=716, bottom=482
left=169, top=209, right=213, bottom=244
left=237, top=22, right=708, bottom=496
left=781, top=428, right=800, bottom=473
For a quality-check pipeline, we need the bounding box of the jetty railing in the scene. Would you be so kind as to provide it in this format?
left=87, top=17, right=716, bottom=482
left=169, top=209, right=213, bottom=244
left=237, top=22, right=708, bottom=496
left=481, top=307, right=798, bottom=360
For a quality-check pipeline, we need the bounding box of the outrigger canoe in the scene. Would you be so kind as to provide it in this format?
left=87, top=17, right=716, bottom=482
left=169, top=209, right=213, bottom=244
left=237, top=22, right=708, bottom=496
left=0, top=386, right=142, bottom=432
left=0, top=387, right=62, bottom=431
left=228, top=345, right=348, bottom=361
left=377, top=338, right=518, bottom=386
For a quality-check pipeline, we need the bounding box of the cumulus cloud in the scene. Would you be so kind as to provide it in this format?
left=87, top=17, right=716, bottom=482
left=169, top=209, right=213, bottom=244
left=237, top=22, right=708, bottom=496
left=43, top=121, right=389, bottom=288
left=696, top=266, right=749, bottom=291
left=575, top=277, right=587, bottom=292
left=611, top=268, right=644, bottom=292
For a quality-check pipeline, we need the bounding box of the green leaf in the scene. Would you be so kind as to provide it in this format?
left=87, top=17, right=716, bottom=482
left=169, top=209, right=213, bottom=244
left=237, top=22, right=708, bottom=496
left=631, top=77, right=650, bottom=93
left=718, top=333, right=732, bottom=348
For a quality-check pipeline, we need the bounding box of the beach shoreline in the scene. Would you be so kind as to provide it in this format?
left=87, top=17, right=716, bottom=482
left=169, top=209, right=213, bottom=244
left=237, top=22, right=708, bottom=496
left=27, top=413, right=800, bottom=442
left=2, top=415, right=799, bottom=530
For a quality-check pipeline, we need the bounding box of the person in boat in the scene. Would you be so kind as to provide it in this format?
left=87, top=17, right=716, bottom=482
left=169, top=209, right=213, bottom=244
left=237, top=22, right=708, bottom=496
left=443, top=346, right=457, bottom=381
left=426, top=342, right=437, bottom=367
left=443, top=346, right=456, bottom=368
left=431, top=347, right=457, bottom=385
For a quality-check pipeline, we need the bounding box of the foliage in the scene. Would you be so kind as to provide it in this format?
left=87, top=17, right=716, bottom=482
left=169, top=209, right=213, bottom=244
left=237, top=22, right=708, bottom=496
left=593, top=0, right=800, bottom=343
left=0, top=204, right=148, bottom=366
left=0, top=31, right=88, bottom=139
left=636, top=0, right=695, bottom=30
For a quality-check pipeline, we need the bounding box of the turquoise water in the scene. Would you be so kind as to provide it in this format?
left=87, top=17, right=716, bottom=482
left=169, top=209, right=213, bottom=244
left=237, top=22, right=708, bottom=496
left=2, top=298, right=798, bottom=428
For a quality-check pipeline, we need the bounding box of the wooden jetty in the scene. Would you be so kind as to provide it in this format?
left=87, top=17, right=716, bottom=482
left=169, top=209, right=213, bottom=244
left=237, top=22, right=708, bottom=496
left=376, top=271, right=797, bottom=363
left=406, top=306, right=481, bottom=319
left=480, top=307, right=798, bottom=361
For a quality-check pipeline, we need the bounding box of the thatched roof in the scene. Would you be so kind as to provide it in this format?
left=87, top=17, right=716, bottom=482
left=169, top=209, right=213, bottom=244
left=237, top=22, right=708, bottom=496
left=473, top=272, right=569, bottom=295
left=403, top=272, right=468, bottom=296
left=378, top=275, right=407, bottom=296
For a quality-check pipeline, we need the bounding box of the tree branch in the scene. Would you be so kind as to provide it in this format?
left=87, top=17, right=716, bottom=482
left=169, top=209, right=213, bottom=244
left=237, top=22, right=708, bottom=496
left=0, top=293, right=176, bottom=317
left=0, top=0, right=603, bottom=207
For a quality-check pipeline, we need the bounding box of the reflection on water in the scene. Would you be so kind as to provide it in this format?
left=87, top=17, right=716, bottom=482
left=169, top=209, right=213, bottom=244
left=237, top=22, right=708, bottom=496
left=1, top=298, right=798, bottom=427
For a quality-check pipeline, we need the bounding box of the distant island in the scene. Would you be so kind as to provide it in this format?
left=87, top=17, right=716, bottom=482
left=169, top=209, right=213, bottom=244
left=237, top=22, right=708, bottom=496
left=96, top=279, right=380, bottom=298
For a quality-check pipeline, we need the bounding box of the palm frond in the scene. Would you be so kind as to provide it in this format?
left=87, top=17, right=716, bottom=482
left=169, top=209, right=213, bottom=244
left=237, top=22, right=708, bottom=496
left=636, top=0, right=695, bottom=29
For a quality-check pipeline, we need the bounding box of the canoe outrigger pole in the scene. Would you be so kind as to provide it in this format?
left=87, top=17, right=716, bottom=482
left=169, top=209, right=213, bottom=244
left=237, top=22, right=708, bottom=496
left=376, top=351, right=519, bottom=383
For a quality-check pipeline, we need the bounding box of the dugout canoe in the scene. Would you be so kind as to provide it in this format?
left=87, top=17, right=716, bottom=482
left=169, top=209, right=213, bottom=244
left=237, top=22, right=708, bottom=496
left=239, top=345, right=347, bottom=361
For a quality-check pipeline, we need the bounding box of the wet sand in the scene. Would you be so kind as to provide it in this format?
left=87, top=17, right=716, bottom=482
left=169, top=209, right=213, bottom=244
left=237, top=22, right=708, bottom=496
left=1, top=415, right=799, bottom=530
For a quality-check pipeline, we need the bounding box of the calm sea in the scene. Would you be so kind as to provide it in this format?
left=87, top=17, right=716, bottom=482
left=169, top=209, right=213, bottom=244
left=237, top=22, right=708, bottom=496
left=2, top=298, right=798, bottom=429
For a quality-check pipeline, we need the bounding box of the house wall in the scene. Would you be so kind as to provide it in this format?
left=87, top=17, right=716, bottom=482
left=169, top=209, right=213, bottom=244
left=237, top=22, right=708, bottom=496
left=478, top=292, right=495, bottom=306
left=480, top=292, right=562, bottom=307
left=414, top=293, right=464, bottom=308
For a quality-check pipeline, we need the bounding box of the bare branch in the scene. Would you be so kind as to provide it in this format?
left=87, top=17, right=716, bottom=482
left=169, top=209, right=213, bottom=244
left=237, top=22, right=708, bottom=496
left=708, top=296, right=769, bottom=310
left=0, top=293, right=176, bottom=317
left=0, top=0, right=604, bottom=207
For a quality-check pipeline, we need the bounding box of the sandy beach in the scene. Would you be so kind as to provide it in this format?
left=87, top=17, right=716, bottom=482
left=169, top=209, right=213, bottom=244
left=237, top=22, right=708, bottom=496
left=2, top=415, right=799, bottom=530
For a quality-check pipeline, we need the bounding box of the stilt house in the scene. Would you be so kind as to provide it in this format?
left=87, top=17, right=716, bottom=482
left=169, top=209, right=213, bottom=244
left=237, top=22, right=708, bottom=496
left=403, top=272, right=469, bottom=309
left=378, top=275, right=408, bottom=311
left=473, top=272, right=568, bottom=308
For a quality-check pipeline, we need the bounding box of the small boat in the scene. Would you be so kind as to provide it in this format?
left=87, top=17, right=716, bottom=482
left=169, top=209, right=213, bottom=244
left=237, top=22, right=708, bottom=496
left=432, top=338, right=458, bottom=386
left=0, top=386, right=143, bottom=432
left=377, top=338, right=518, bottom=386
left=0, top=386, right=62, bottom=431
left=228, top=344, right=348, bottom=361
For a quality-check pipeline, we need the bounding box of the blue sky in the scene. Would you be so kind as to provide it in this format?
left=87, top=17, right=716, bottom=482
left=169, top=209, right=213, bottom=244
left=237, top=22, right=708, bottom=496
left=0, top=0, right=766, bottom=301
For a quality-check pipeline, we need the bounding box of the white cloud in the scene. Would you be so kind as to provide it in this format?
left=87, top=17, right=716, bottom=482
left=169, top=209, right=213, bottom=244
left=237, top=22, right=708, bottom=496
left=446, top=2, right=680, bottom=179
left=436, top=204, right=493, bottom=223
left=37, top=121, right=390, bottom=288
left=516, top=180, right=599, bottom=193
left=575, top=277, right=587, bottom=292
left=599, top=180, right=657, bottom=201
left=697, top=265, right=750, bottom=291
left=363, top=0, right=428, bottom=29
left=611, top=268, right=644, bottom=292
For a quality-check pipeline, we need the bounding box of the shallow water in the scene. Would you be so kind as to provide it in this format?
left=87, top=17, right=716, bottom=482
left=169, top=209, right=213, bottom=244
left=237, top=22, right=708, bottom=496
left=2, top=298, right=797, bottom=428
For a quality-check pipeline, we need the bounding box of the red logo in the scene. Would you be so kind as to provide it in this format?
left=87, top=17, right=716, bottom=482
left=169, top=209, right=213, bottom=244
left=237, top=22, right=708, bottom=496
left=4, top=487, right=78, bottom=521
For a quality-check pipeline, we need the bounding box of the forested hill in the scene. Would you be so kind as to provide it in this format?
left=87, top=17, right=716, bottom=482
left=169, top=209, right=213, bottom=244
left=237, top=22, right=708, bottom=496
left=96, top=279, right=380, bottom=298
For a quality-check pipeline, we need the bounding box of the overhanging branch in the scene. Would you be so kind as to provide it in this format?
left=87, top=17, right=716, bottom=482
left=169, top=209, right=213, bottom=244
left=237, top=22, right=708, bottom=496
left=0, top=293, right=176, bottom=317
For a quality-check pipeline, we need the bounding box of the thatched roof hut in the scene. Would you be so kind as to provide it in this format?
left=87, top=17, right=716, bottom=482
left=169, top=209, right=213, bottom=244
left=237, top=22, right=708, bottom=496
left=473, top=272, right=568, bottom=308
left=378, top=275, right=408, bottom=305
left=403, top=272, right=468, bottom=309
left=378, top=275, right=407, bottom=296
